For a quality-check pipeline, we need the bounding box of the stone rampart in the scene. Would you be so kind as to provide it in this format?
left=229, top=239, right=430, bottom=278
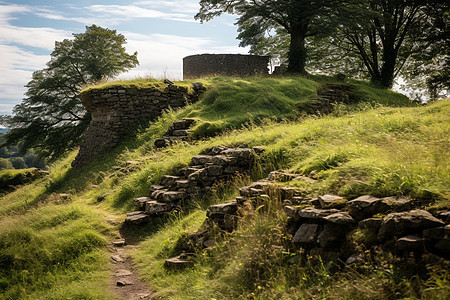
left=72, top=83, right=202, bottom=167
left=183, top=54, right=269, bottom=79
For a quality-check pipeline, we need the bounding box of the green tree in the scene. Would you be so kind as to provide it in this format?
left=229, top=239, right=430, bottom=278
left=0, top=25, right=138, bottom=159
left=335, top=0, right=446, bottom=89
left=196, top=0, right=337, bottom=74
left=0, top=158, right=13, bottom=170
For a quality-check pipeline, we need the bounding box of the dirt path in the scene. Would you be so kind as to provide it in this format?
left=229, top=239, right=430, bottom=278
left=109, top=235, right=154, bottom=299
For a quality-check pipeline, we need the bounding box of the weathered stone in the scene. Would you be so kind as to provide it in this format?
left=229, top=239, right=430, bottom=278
left=376, top=196, right=413, bottom=212
left=297, top=207, right=341, bottom=220
left=117, top=279, right=133, bottom=286
left=293, top=223, right=320, bottom=245
left=318, top=195, right=345, bottom=208
left=133, top=196, right=152, bottom=207
left=97, top=192, right=112, bottom=202
left=221, top=148, right=254, bottom=159
left=358, top=218, right=383, bottom=232
left=207, top=202, right=238, bottom=218
left=281, top=187, right=297, bottom=200
left=283, top=206, right=298, bottom=219
left=145, top=201, right=173, bottom=214
left=205, top=165, right=222, bottom=176
left=422, top=227, right=445, bottom=239
left=161, top=191, right=185, bottom=203
left=172, top=129, right=191, bottom=136
left=378, top=210, right=445, bottom=241
left=317, top=224, right=347, bottom=248
left=191, top=155, right=214, bottom=165
left=349, top=195, right=381, bottom=210
left=150, top=185, right=165, bottom=192
left=160, top=175, right=181, bottom=186
left=267, top=171, right=298, bottom=182
left=323, top=212, right=355, bottom=224
left=223, top=166, right=240, bottom=174
left=73, top=84, right=200, bottom=167
left=125, top=211, right=151, bottom=224
left=113, top=240, right=126, bottom=247
left=111, top=255, right=126, bottom=263
left=164, top=253, right=194, bottom=270
left=396, top=235, right=425, bottom=252
left=434, top=238, right=450, bottom=256
left=175, top=179, right=190, bottom=189
left=346, top=254, right=364, bottom=265
left=235, top=196, right=246, bottom=205
left=212, top=155, right=239, bottom=165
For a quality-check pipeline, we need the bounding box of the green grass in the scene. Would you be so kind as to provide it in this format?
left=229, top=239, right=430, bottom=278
left=0, top=75, right=447, bottom=299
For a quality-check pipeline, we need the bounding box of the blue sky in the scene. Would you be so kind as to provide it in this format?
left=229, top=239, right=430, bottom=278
left=0, top=0, right=248, bottom=114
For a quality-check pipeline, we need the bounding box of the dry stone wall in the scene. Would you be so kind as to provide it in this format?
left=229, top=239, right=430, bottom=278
left=72, top=83, right=204, bottom=167
left=183, top=54, right=269, bottom=79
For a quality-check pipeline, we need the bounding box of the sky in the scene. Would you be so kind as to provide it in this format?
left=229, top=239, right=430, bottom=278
left=0, top=0, right=248, bottom=115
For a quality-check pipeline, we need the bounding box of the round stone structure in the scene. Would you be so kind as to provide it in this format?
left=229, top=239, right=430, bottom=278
left=183, top=54, right=269, bottom=79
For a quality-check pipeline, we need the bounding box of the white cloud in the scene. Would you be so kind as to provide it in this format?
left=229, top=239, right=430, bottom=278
left=0, top=44, right=50, bottom=113
left=0, top=4, right=71, bottom=50
left=133, top=0, right=200, bottom=14
left=87, top=4, right=196, bottom=23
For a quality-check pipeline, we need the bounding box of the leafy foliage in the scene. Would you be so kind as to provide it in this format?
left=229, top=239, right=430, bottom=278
left=0, top=25, right=138, bottom=160
left=196, top=0, right=337, bottom=74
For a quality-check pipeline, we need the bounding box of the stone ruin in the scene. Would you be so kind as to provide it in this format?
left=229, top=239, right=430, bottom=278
left=183, top=54, right=269, bottom=79
left=153, top=118, right=196, bottom=149
left=125, top=145, right=262, bottom=225
left=72, top=82, right=205, bottom=167
left=165, top=168, right=450, bottom=269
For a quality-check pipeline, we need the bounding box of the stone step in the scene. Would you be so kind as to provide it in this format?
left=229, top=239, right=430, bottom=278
left=164, top=253, right=194, bottom=270
left=145, top=201, right=174, bottom=215
left=125, top=211, right=151, bottom=224
left=207, top=202, right=238, bottom=218
left=160, top=175, right=182, bottom=186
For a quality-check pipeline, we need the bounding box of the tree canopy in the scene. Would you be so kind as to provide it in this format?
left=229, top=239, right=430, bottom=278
left=196, top=0, right=337, bottom=74
left=0, top=25, right=139, bottom=160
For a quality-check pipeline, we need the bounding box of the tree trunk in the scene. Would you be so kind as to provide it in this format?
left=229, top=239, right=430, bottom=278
left=370, top=45, right=396, bottom=89
left=287, top=23, right=308, bottom=74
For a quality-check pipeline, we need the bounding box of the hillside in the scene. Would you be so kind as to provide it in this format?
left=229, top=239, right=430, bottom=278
left=0, top=76, right=448, bottom=299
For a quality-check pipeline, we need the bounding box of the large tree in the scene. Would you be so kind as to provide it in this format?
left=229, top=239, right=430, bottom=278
left=196, top=0, right=337, bottom=74
left=0, top=25, right=138, bottom=159
left=337, top=0, right=445, bottom=88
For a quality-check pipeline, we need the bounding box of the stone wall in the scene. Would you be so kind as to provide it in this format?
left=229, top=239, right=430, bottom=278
left=183, top=54, right=269, bottom=79
left=72, top=83, right=202, bottom=167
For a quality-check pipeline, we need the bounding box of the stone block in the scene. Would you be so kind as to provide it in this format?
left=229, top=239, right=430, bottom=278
left=378, top=210, right=445, bottom=241
left=125, top=211, right=151, bottom=224
left=161, top=191, right=186, bottom=203
left=293, top=223, right=320, bottom=245
left=207, top=202, right=238, bottom=218
left=349, top=195, right=381, bottom=210
left=318, top=195, right=345, bottom=208
left=396, top=235, right=425, bottom=252
left=297, top=207, right=341, bottom=220
left=145, top=201, right=173, bottom=215
left=323, top=212, right=355, bottom=225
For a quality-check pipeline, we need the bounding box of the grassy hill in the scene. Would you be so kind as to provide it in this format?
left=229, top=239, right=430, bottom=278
left=0, top=76, right=448, bottom=299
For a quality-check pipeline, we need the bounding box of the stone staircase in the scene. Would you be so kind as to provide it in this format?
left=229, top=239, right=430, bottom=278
left=308, top=83, right=357, bottom=113
left=125, top=145, right=260, bottom=225
left=154, top=118, right=196, bottom=148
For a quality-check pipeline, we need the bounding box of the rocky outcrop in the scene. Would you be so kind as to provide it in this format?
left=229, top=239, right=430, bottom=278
left=125, top=146, right=258, bottom=225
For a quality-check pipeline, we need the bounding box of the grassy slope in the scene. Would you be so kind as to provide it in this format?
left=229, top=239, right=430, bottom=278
left=0, top=76, right=448, bottom=299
